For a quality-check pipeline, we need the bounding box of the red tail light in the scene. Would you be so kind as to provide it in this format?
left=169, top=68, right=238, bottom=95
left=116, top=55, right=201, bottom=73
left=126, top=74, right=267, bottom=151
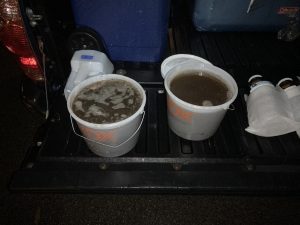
left=20, top=56, right=38, bottom=67
left=0, top=0, right=44, bottom=81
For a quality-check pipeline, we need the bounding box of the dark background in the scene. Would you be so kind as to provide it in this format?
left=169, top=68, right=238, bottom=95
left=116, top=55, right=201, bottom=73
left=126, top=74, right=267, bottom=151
left=0, top=44, right=300, bottom=225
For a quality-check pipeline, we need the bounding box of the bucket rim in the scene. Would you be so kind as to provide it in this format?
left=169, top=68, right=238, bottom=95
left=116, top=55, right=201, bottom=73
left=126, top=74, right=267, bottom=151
left=67, top=74, right=146, bottom=129
left=164, top=64, right=238, bottom=111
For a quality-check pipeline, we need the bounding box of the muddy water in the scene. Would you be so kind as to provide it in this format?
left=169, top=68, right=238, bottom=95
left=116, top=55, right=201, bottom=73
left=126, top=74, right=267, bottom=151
left=72, top=79, right=142, bottom=124
left=170, top=71, right=230, bottom=106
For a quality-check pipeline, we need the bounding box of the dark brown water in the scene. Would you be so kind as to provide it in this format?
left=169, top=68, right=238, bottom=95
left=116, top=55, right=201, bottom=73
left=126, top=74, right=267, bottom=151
left=170, top=71, right=230, bottom=106
left=72, top=79, right=142, bottom=124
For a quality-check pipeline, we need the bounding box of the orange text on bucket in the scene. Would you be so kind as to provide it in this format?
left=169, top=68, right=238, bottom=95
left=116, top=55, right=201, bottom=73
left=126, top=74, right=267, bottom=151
left=167, top=97, right=192, bottom=123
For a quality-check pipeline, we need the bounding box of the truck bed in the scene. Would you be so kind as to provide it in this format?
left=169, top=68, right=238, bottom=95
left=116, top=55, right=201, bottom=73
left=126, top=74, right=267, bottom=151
left=10, top=21, right=300, bottom=193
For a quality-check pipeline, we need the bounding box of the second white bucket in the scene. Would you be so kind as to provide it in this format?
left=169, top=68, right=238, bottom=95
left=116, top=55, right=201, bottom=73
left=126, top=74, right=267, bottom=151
left=67, top=74, right=146, bottom=157
left=161, top=54, right=238, bottom=141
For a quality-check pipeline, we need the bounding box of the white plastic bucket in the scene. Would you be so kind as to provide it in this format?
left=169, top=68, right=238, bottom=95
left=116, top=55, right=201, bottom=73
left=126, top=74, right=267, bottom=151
left=67, top=74, right=146, bottom=157
left=161, top=54, right=238, bottom=141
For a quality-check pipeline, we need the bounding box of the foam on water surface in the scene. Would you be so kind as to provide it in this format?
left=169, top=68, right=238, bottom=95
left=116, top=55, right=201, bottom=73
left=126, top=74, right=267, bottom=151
left=72, top=79, right=142, bottom=124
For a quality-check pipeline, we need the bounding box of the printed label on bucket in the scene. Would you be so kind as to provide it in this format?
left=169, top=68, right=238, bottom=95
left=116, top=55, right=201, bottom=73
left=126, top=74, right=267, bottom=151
left=167, top=96, right=193, bottom=123
left=79, top=125, right=115, bottom=143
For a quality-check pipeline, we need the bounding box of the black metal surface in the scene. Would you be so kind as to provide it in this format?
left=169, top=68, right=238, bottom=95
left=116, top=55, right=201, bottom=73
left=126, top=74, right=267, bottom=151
left=10, top=26, right=300, bottom=193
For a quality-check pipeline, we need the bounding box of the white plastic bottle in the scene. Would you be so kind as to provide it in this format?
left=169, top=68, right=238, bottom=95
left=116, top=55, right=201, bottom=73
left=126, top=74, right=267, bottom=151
left=245, top=75, right=300, bottom=137
left=277, top=78, right=300, bottom=137
left=64, top=50, right=114, bottom=100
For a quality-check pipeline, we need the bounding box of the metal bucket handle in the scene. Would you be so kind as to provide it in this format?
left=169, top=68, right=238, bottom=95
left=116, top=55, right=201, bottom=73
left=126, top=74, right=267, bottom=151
left=70, top=111, right=145, bottom=148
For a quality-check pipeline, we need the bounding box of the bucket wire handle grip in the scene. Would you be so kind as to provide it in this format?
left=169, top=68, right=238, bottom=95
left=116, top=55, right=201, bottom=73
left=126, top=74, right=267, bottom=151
left=228, top=104, right=235, bottom=111
left=70, top=111, right=145, bottom=148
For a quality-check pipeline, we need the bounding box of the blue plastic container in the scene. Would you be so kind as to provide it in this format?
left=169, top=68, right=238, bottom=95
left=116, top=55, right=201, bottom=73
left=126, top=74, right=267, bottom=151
left=71, top=0, right=170, bottom=62
left=192, top=0, right=300, bottom=31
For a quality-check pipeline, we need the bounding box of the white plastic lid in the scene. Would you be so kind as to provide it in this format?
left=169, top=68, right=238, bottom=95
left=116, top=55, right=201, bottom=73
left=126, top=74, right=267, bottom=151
left=250, top=81, right=274, bottom=93
left=161, top=54, right=212, bottom=79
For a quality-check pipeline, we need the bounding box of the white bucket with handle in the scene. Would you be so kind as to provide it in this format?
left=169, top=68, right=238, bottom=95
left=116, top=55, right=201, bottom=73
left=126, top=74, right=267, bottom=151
left=161, top=54, right=238, bottom=141
left=67, top=74, right=146, bottom=157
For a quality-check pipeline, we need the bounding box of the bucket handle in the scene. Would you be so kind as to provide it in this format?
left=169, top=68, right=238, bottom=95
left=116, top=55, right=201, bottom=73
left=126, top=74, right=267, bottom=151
left=228, top=104, right=235, bottom=111
left=70, top=111, right=145, bottom=148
